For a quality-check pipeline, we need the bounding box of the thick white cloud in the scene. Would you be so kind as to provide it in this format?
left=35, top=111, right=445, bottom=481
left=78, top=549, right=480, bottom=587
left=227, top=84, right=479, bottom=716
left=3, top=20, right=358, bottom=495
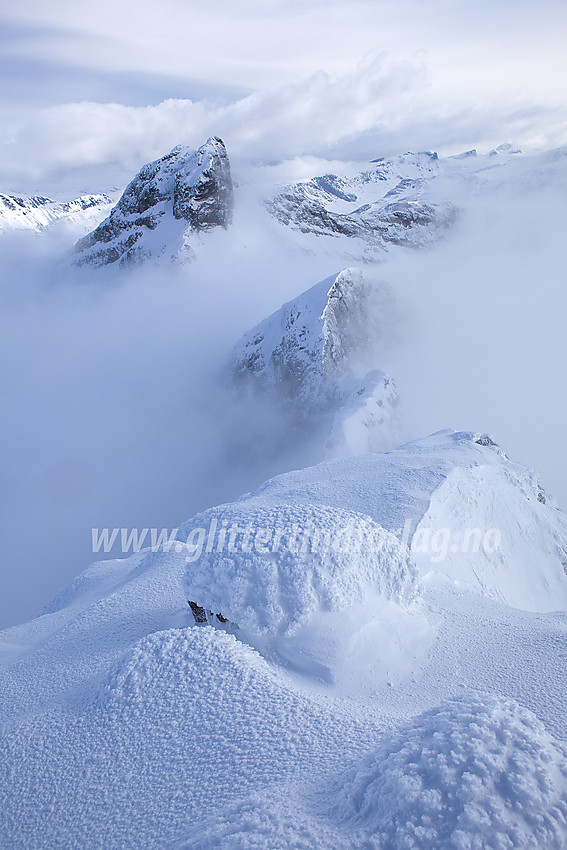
left=1, top=0, right=566, bottom=190
left=2, top=53, right=567, bottom=194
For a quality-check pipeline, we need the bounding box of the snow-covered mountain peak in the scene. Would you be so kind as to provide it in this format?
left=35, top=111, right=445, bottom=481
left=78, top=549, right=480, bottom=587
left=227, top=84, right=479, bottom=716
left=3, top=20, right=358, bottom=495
left=232, top=267, right=400, bottom=458
left=233, top=267, right=390, bottom=396
left=73, top=136, right=233, bottom=268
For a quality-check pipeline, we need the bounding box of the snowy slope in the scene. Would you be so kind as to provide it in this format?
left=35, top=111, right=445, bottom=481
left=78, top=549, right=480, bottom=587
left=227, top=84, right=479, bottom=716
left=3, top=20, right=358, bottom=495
left=178, top=430, right=567, bottom=614
left=1, top=430, right=567, bottom=848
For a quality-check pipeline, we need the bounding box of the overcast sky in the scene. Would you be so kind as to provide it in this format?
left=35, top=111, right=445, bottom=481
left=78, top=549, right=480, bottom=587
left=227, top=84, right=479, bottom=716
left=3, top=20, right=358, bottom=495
left=1, top=0, right=566, bottom=193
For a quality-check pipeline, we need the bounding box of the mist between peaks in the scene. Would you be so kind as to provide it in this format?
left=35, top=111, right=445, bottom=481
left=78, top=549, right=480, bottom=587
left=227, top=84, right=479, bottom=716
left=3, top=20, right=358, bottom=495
left=92, top=519, right=502, bottom=564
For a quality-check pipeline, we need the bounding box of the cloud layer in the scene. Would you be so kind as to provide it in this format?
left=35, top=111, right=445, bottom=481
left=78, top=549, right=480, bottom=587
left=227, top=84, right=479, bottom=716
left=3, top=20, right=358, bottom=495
left=1, top=0, right=567, bottom=192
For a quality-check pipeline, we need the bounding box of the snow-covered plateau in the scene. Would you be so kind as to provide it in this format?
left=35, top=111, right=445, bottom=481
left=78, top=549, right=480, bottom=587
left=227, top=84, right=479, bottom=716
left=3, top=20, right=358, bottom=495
left=1, top=139, right=567, bottom=849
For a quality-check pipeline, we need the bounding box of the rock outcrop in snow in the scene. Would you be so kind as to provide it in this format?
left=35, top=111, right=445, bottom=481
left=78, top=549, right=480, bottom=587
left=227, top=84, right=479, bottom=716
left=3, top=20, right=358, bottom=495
left=73, top=137, right=233, bottom=267
left=232, top=267, right=400, bottom=457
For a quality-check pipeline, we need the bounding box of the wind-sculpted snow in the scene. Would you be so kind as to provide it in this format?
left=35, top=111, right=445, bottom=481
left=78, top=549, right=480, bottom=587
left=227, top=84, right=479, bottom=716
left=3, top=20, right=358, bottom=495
left=178, top=503, right=418, bottom=637
left=333, top=693, right=567, bottom=848
left=232, top=267, right=400, bottom=457
left=102, top=625, right=270, bottom=713
left=209, top=429, right=567, bottom=612
left=413, top=461, right=567, bottom=612
left=73, top=136, right=233, bottom=267
left=1, top=429, right=567, bottom=847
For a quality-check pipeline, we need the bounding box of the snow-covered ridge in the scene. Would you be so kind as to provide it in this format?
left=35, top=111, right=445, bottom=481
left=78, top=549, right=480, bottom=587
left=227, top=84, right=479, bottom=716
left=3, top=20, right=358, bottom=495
left=264, top=144, right=564, bottom=261
left=1, top=429, right=567, bottom=847
left=266, top=150, right=457, bottom=258
left=73, top=136, right=233, bottom=268
left=193, top=428, right=566, bottom=612
left=0, top=192, right=113, bottom=234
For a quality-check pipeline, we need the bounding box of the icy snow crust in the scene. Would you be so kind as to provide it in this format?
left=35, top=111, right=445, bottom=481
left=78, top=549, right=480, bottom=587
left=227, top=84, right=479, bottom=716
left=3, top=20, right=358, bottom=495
left=1, top=431, right=567, bottom=847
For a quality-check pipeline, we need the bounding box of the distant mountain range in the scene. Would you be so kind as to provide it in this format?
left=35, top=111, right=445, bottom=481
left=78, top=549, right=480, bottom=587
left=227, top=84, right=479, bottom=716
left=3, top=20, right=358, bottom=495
left=0, top=191, right=113, bottom=233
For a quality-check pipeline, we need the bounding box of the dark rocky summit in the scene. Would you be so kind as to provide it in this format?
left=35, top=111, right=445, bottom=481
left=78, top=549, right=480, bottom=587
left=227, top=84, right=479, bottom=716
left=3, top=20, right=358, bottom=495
left=73, top=137, right=233, bottom=267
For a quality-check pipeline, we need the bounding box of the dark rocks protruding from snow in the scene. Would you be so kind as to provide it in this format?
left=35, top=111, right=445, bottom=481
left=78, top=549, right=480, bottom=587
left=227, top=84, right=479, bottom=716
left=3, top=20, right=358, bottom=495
left=188, top=600, right=229, bottom=626
left=73, top=137, right=233, bottom=268
left=475, top=435, right=498, bottom=447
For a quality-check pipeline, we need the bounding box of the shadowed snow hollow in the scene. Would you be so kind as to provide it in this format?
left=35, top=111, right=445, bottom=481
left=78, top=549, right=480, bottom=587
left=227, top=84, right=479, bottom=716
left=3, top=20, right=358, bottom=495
left=333, top=693, right=567, bottom=848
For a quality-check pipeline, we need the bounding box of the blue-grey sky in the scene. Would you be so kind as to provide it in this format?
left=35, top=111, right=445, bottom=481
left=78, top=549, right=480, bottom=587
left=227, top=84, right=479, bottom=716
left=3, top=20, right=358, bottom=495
left=1, top=0, right=566, bottom=192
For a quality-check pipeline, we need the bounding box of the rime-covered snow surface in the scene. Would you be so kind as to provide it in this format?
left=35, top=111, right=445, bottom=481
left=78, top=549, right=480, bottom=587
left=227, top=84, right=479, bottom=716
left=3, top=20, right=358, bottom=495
left=2, top=430, right=567, bottom=848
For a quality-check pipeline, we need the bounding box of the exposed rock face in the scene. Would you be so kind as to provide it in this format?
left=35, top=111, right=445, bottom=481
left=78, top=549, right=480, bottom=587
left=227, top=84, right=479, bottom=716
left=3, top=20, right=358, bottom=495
left=266, top=151, right=456, bottom=257
left=231, top=267, right=400, bottom=457
left=0, top=193, right=113, bottom=233
left=73, top=137, right=233, bottom=268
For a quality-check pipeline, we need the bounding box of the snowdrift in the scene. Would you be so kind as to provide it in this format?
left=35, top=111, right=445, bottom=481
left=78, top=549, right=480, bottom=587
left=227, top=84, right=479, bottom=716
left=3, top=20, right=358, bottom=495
left=179, top=503, right=417, bottom=637
left=183, top=429, right=567, bottom=613
left=334, top=693, right=567, bottom=848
